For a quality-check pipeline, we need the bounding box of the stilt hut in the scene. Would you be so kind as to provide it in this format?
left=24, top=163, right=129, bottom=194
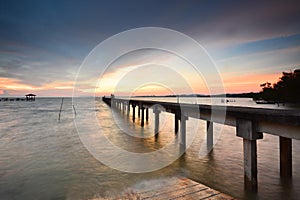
left=25, top=93, right=36, bottom=101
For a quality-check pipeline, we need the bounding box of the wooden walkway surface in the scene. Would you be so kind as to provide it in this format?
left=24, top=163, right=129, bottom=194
left=98, top=177, right=236, bottom=200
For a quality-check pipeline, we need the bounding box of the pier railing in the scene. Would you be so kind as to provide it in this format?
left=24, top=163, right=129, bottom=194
left=102, top=96, right=300, bottom=192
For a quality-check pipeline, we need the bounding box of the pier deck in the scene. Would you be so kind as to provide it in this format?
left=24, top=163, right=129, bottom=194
left=133, top=177, right=235, bottom=200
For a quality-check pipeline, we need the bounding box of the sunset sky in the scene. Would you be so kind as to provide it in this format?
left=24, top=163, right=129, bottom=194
left=1, top=0, right=300, bottom=96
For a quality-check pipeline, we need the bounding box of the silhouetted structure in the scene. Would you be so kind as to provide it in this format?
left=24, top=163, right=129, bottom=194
left=25, top=94, right=36, bottom=101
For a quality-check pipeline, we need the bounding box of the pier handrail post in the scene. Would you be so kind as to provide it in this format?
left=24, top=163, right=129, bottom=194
left=236, top=118, right=263, bottom=192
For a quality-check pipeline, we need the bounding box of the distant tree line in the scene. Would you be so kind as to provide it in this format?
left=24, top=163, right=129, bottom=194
left=260, top=69, right=300, bottom=103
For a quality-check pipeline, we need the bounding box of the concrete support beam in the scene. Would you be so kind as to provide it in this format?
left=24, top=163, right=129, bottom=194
left=280, top=136, right=292, bottom=178
left=207, top=121, right=213, bottom=150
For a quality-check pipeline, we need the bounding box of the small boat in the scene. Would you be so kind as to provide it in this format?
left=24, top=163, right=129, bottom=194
left=254, top=100, right=276, bottom=104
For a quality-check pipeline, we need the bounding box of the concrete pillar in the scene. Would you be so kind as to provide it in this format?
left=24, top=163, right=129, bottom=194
left=154, top=109, right=160, bottom=134
left=180, top=114, right=188, bottom=150
left=132, top=105, right=136, bottom=122
left=111, top=99, right=114, bottom=108
left=243, top=139, right=258, bottom=191
left=280, top=136, right=292, bottom=178
left=236, top=118, right=263, bottom=192
left=174, top=112, right=179, bottom=134
left=207, top=121, right=213, bottom=150
left=138, top=105, right=141, bottom=117
left=141, top=107, right=145, bottom=127
left=127, top=103, right=130, bottom=116
left=146, top=108, right=149, bottom=121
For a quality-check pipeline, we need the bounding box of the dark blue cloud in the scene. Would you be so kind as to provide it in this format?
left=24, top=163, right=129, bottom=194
left=213, top=34, right=300, bottom=60
left=0, top=0, right=300, bottom=92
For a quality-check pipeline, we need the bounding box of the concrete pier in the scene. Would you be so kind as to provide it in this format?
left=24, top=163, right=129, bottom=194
left=102, top=96, right=300, bottom=192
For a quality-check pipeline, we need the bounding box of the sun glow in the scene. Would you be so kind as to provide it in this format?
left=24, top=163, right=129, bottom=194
left=0, top=77, right=75, bottom=96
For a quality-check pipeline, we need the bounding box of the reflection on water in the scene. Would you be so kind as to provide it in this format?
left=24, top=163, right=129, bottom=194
left=0, top=97, right=299, bottom=199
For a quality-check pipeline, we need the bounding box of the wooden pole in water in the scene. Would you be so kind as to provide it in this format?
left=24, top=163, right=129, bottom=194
left=58, top=98, right=64, bottom=121
left=72, top=105, right=76, bottom=117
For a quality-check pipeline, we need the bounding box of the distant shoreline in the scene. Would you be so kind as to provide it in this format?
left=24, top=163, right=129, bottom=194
left=131, top=92, right=260, bottom=98
left=0, top=92, right=260, bottom=99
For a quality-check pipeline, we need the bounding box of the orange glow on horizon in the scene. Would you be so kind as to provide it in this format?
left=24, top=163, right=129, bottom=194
left=0, top=72, right=283, bottom=96
left=0, top=77, right=74, bottom=96
left=222, top=72, right=281, bottom=93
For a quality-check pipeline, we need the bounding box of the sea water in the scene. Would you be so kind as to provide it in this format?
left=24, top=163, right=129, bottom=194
left=0, top=97, right=299, bottom=200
